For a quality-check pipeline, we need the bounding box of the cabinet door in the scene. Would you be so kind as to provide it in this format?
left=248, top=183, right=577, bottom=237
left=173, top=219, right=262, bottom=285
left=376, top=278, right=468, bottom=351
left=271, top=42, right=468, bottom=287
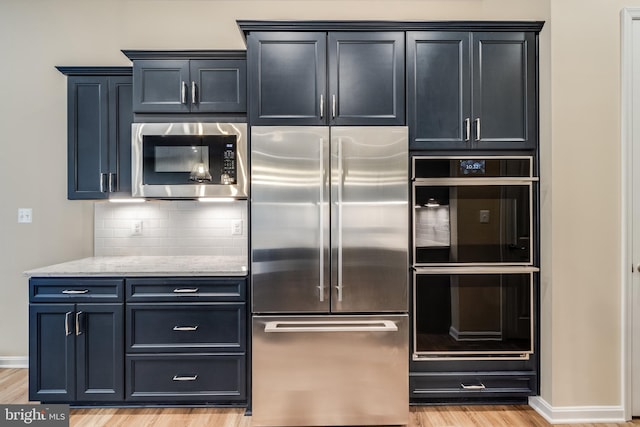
left=248, top=32, right=326, bottom=125
left=407, top=32, right=470, bottom=149
left=75, top=304, right=124, bottom=401
left=328, top=32, right=405, bottom=125
left=29, top=304, right=75, bottom=402
left=191, top=60, right=247, bottom=113
left=132, top=60, right=190, bottom=113
left=108, top=76, right=133, bottom=195
left=472, top=32, right=537, bottom=149
left=67, top=76, right=109, bottom=199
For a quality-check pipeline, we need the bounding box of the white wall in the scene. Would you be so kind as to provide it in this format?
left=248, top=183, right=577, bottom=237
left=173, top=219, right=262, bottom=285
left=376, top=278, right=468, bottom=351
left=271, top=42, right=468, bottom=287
left=3, top=0, right=634, bottom=411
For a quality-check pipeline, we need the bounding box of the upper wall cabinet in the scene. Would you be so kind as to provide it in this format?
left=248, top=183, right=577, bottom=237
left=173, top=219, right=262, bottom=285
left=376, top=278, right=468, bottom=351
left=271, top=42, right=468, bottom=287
left=246, top=31, right=405, bottom=125
left=122, top=51, right=247, bottom=115
left=57, top=67, right=133, bottom=200
left=407, top=31, right=537, bottom=150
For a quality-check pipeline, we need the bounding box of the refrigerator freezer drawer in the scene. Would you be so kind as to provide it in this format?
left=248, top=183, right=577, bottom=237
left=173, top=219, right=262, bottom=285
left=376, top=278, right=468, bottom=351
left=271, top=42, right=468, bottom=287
left=252, top=314, right=408, bottom=427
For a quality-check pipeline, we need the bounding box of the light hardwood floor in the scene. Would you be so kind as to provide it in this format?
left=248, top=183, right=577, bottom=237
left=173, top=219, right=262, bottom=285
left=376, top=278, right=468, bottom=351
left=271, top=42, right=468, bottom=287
left=2, top=369, right=639, bottom=427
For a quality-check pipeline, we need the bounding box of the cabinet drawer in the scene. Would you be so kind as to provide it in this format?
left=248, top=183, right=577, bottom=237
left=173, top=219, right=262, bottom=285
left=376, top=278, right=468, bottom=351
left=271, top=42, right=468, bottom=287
left=410, top=372, right=535, bottom=399
left=127, top=303, right=245, bottom=352
left=29, top=277, right=123, bottom=303
left=126, top=277, right=246, bottom=302
left=126, top=354, right=246, bottom=402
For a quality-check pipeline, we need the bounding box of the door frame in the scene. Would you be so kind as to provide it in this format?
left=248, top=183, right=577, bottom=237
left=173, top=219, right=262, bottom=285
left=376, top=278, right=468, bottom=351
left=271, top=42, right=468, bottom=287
left=621, top=7, right=640, bottom=421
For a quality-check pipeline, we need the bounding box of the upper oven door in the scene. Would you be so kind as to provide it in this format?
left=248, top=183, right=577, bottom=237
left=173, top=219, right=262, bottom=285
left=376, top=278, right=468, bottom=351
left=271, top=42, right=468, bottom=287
left=412, top=156, right=536, bottom=266
left=132, top=123, right=247, bottom=199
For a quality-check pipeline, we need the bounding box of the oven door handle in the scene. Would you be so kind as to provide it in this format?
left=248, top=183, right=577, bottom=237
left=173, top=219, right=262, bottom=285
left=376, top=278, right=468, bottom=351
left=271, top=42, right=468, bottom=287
left=264, top=320, right=398, bottom=333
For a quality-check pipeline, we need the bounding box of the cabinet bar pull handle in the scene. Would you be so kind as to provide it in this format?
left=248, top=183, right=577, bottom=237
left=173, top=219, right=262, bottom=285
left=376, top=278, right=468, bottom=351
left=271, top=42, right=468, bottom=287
left=108, top=173, right=114, bottom=192
left=191, top=81, right=197, bottom=105
left=181, top=81, right=187, bottom=104
left=173, top=326, right=198, bottom=331
left=474, top=118, right=481, bottom=141
left=62, top=289, right=89, bottom=294
left=464, top=118, right=470, bottom=142
left=173, top=288, right=199, bottom=293
left=461, top=383, right=486, bottom=390
left=100, top=173, right=106, bottom=193
left=65, top=311, right=72, bottom=336
left=75, top=311, right=83, bottom=336
left=332, top=94, right=336, bottom=119
left=319, top=94, right=324, bottom=119
left=172, top=375, right=198, bottom=381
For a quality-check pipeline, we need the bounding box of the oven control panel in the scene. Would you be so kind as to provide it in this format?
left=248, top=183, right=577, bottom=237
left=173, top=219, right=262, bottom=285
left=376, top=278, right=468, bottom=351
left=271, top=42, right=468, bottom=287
left=221, top=143, right=237, bottom=184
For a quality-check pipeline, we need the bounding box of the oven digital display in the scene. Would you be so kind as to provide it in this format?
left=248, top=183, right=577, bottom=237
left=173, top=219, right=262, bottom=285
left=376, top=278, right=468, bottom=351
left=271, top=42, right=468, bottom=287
left=459, top=159, right=486, bottom=175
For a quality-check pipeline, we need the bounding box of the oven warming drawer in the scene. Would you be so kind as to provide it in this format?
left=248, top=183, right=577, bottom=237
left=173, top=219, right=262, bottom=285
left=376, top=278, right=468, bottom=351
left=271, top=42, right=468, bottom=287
left=251, top=314, right=408, bottom=427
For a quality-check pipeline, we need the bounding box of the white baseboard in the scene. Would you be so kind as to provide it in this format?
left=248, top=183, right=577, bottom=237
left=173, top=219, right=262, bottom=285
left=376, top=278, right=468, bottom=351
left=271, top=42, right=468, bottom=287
left=0, top=356, right=28, bottom=368
left=529, top=396, right=626, bottom=424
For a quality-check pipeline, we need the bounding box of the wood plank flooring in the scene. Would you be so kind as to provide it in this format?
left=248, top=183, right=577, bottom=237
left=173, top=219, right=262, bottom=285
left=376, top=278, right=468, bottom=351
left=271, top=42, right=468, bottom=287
left=2, top=368, right=639, bottom=427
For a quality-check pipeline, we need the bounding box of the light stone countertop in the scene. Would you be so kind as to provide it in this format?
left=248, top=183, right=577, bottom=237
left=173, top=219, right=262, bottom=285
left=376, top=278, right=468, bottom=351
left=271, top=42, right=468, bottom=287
left=24, top=256, right=248, bottom=277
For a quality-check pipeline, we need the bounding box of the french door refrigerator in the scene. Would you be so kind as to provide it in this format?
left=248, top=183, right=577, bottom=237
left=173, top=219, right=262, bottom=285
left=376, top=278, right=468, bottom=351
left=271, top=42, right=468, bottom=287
left=251, top=126, right=409, bottom=427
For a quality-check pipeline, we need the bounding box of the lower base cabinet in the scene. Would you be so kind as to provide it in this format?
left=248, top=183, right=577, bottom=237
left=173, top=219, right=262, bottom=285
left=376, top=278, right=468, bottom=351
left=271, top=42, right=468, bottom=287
left=28, top=276, right=248, bottom=406
left=410, top=371, right=536, bottom=403
left=127, top=354, right=246, bottom=402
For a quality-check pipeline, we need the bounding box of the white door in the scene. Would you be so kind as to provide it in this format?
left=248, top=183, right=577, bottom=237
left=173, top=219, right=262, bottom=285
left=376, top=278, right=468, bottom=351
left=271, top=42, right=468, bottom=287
left=627, top=10, right=640, bottom=417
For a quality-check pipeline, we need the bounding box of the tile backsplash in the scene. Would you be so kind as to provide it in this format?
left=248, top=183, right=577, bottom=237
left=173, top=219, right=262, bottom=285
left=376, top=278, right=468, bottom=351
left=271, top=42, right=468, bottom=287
left=94, top=201, right=247, bottom=257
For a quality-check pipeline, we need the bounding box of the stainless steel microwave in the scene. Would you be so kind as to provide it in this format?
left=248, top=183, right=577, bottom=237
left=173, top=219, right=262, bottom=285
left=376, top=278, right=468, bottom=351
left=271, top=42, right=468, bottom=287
left=132, top=122, right=247, bottom=199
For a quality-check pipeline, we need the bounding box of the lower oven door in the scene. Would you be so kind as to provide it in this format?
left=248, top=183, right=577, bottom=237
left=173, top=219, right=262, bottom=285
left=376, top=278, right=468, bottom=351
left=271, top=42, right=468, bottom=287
left=252, top=314, right=408, bottom=427
left=413, top=267, right=536, bottom=360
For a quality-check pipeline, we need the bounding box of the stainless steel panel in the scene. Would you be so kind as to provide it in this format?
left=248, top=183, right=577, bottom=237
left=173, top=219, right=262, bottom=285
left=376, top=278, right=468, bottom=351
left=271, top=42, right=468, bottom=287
left=330, top=127, right=409, bottom=312
left=252, top=314, right=409, bottom=427
left=251, top=127, right=330, bottom=313
left=131, top=122, right=248, bottom=199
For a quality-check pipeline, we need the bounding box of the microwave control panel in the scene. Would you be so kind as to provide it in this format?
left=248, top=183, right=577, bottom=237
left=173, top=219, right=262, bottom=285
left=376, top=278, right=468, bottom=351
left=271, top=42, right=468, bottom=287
left=221, top=142, right=237, bottom=184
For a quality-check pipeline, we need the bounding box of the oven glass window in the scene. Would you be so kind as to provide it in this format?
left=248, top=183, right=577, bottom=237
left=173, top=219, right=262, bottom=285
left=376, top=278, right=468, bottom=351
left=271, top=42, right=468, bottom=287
left=414, top=185, right=530, bottom=264
left=414, top=273, right=532, bottom=356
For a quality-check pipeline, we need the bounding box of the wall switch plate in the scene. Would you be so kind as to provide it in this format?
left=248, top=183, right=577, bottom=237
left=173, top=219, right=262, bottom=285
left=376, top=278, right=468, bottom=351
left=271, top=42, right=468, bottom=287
left=18, top=208, right=32, bottom=223
left=479, top=209, right=490, bottom=224
left=231, top=219, right=243, bottom=236
left=131, top=220, right=143, bottom=236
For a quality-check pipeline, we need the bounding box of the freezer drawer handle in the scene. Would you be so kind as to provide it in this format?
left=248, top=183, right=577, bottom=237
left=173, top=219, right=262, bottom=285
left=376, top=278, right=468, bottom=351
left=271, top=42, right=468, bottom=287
left=173, top=288, right=199, bottom=294
left=461, top=383, right=486, bottom=390
left=264, top=320, right=398, bottom=333
left=173, top=326, right=198, bottom=331
left=172, top=375, right=198, bottom=381
left=62, top=289, right=89, bottom=294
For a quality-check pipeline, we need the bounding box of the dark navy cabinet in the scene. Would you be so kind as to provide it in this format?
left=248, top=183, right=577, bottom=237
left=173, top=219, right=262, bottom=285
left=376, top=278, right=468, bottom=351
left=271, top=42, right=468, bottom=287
left=57, top=67, right=133, bottom=199
left=123, top=51, right=247, bottom=114
left=407, top=31, right=537, bottom=150
left=28, top=278, right=124, bottom=403
left=247, top=31, right=405, bottom=125
left=124, top=277, right=247, bottom=404
left=28, top=276, right=248, bottom=406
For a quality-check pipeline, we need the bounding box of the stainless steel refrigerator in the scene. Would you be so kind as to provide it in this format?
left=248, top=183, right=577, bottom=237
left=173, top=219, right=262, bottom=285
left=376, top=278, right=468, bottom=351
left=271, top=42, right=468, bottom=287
left=250, top=126, right=409, bottom=427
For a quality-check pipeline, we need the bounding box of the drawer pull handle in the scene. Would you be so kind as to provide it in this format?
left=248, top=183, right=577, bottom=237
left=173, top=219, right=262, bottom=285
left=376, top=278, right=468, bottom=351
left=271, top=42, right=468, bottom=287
left=173, top=288, right=199, bottom=293
left=461, top=383, right=486, bottom=390
left=172, top=375, right=198, bottom=381
left=173, top=326, right=198, bottom=331
left=62, top=289, right=89, bottom=294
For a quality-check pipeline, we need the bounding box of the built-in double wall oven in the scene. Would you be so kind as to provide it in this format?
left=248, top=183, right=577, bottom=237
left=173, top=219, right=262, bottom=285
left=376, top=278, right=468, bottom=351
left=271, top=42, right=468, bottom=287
left=412, top=156, right=538, bottom=360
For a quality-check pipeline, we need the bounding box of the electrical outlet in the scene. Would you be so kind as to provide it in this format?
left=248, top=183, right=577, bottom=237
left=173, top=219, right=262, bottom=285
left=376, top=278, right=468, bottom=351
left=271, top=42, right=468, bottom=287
left=131, top=220, right=143, bottom=236
left=18, top=208, right=32, bottom=223
left=479, top=209, right=490, bottom=224
left=231, top=219, right=243, bottom=236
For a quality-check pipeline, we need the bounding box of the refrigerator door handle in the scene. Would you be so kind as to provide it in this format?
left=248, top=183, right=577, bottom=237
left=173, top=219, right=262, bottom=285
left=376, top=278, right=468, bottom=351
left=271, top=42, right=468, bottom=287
left=318, top=136, right=325, bottom=303
left=336, top=137, right=344, bottom=302
left=264, top=320, right=398, bottom=333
